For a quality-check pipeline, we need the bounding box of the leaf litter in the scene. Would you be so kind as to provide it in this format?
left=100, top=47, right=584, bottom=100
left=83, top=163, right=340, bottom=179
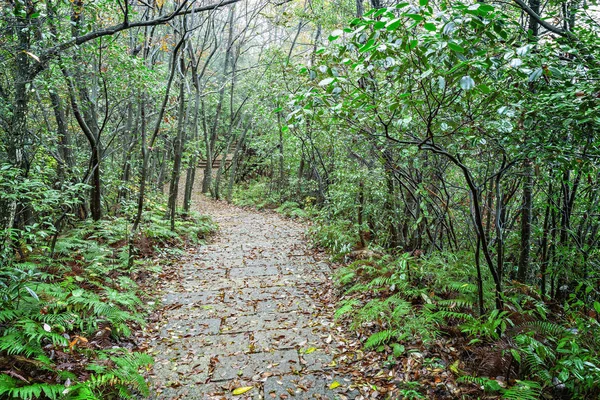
left=137, top=192, right=465, bottom=399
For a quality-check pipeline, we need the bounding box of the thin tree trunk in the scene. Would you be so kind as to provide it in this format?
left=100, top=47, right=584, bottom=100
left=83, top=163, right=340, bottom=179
left=167, top=78, right=187, bottom=230
left=517, top=158, right=533, bottom=281
left=203, top=6, right=235, bottom=193
left=226, top=126, right=248, bottom=202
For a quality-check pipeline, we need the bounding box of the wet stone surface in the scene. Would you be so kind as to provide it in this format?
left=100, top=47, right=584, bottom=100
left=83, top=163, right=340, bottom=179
left=142, top=194, right=355, bottom=399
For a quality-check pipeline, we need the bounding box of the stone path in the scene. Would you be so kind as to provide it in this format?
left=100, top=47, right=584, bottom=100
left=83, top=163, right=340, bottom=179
left=143, top=196, right=358, bottom=399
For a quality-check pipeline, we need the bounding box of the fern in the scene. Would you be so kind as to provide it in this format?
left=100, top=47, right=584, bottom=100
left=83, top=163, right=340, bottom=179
left=0, top=375, right=65, bottom=400
left=436, top=298, right=476, bottom=310
left=502, top=380, right=542, bottom=400
left=0, top=319, right=68, bottom=358
left=431, top=310, right=475, bottom=323
left=514, top=320, right=569, bottom=338
left=460, top=310, right=512, bottom=342
left=365, top=329, right=402, bottom=348
left=82, top=350, right=153, bottom=398
left=335, top=299, right=360, bottom=319
left=457, top=375, right=503, bottom=393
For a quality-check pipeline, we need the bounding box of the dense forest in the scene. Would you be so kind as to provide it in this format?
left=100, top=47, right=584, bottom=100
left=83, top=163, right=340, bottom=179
left=1, top=0, right=599, bottom=397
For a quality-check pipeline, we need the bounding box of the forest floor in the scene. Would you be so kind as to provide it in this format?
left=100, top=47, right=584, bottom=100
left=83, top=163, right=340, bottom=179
left=138, top=188, right=364, bottom=399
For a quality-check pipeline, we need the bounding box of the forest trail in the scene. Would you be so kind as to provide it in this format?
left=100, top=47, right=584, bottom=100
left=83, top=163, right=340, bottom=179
left=142, top=192, right=358, bottom=399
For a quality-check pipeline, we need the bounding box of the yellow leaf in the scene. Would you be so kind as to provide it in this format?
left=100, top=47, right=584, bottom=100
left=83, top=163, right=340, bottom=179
left=449, top=360, right=461, bottom=375
left=329, top=381, right=341, bottom=390
left=24, top=51, right=40, bottom=63
left=304, top=347, right=318, bottom=354
left=232, top=386, right=253, bottom=395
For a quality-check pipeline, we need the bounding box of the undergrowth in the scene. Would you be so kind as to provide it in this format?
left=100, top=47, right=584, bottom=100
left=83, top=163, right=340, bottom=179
left=0, top=200, right=215, bottom=399
left=332, top=252, right=600, bottom=399
left=232, top=179, right=313, bottom=220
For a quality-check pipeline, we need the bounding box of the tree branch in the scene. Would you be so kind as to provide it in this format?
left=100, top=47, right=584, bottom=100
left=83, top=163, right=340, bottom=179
left=511, top=0, right=569, bottom=37
left=33, top=0, right=243, bottom=77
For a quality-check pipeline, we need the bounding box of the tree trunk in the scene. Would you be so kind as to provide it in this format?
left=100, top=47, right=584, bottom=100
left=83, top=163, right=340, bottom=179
left=356, top=0, right=364, bottom=17
left=203, top=6, right=235, bottom=194
left=167, top=79, right=187, bottom=230
left=517, top=158, right=533, bottom=281
left=226, top=127, right=248, bottom=202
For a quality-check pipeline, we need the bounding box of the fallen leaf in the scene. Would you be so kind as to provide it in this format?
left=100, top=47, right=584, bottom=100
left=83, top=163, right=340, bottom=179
left=232, top=386, right=253, bottom=395
left=329, top=381, right=341, bottom=389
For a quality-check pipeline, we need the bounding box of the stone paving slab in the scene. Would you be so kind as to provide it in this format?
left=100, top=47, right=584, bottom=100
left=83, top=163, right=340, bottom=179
left=255, top=297, right=312, bottom=313
left=212, top=349, right=300, bottom=381
left=230, top=265, right=279, bottom=277
left=151, top=334, right=251, bottom=356
left=164, top=302, right=255, bottom=319
left=221, top=314, right=267, bottom=333
left=161, top=290, right=221, bottom=305
left=264, top=374, right=358, bottom=399
left=253, top=327, right=323, bottom=351
left=225, top=286, right=300, bottom=302
left=220, top=312, right=309, bottom=334
left=159, top=317, right=221, bottom=338
left=198, top=333, right=251, bottom=354
left=150, top=354, right=210, bottom=386
left=182, top=265, right=229, bottom=278
left=148, top=382, right=262, bottom=400
left=234, top=276, right=292, bottom=288
left=301, top=349, right=335, bottom=372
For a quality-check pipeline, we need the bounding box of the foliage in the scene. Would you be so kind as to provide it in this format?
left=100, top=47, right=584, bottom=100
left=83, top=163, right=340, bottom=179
left=0, top=199, right=214, bottom=399
left=332, top=249, right=600, bottom=397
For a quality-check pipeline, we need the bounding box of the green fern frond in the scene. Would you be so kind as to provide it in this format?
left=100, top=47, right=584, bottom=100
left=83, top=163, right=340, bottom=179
left=365, top=329, right=402, bottom=349
left=436, top=298, right=475, bottom=310
left=502, top=380, right=542, bottom=400
left=335, top=299, right=360, bottom=319
left=0, top=309, right=20, bottom=322
left=516, top=320, right=569, bottom=338
left=0, top=375, right=65, bottom=400
left=432, top=310, right=475, bottom=322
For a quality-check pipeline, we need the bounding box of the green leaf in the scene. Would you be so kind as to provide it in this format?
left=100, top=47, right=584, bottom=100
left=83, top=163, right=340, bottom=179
left=318, top=78, right=335, bottom=86
left=405, top=14, right=424, bottom=21
left=459, top=75, right=475, bottom=90
left=423, top=23, right=436, bottom=31
left=448, top=42, right=465, bottom=53
left=419, top=0, right=428, bottom=6
left=329, top=29, right=343, bottom=41
left=386, top=18, right=402, bottom=31
left=392, top=343, right=405, bottom=357
left=358, top=39, right=376, bottom=52
left=593, top=301, right=600, bottom=314
left=529, top=68, right=543, bottom=82
left=374, top=21, right=386, bottom=30
left=510, top=349, right=521, bottom=363
left=478, top=84, right=491, bottom=94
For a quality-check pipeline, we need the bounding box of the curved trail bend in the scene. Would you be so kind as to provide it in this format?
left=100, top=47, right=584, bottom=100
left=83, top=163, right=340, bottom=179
left=143, top=195, right=358, bottom=399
